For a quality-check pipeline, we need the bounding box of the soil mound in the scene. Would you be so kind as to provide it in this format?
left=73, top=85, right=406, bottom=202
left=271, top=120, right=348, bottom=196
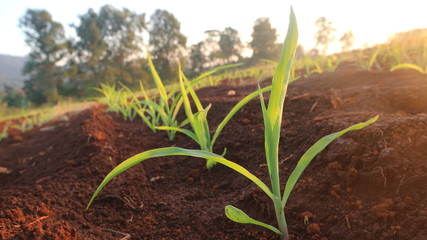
left=1, top=69, right=426, bottom=239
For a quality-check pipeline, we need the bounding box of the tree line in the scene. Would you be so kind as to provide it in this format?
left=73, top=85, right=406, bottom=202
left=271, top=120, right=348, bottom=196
left=4, top=5, right=351, bottom=107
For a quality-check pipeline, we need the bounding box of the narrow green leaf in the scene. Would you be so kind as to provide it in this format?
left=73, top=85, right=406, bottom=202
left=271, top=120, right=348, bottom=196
left=211, top=85, right=272, bottom=146
left=368, top=46, right=381, bottom=70
left=86, top=147, right=274, bottom=209
left=155, top=126, right=199, bottom=143
left=225, top=205, right=282, bottom=235
left=390, top=63, right=425, bottom=74
left=281, top=115, right=379, bottom=208
left=192, top=63, right=244, bottom=84
left=147, top=52, right=169, bottom=105
left=267, top=8, right=298, bottom=127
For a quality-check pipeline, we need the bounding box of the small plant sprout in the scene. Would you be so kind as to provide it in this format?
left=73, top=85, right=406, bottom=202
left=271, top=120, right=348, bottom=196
left=87, top=8, right=378, bottom=239
left=93, top=83, right=138, bottom=121
left=142, top=53, right=244, bottom=141
left=157, top=64, right=272, bottom=169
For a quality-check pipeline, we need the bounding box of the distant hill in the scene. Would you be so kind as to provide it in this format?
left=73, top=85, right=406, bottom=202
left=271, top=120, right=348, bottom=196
left=0, top=54, right=26, bottom=89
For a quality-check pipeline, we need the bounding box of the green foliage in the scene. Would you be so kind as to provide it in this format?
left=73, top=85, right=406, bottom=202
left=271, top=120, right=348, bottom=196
left=157, top=65, right=271, bottom=169
left=188, top=42, right=207, bottom=77
left=187, top=27, right=243, bottom=77
left=149, top=9, right=187, bottom=82
left=198, top=65, right=274, bottom=87
left=87, top=8, right=378, bottom=239
left=131, top=81, right=161, bottom=133
left=93, top=83, right=138, bottom=121
left=143, top=53, right=185, bottom=141
left=72, top=5, right=147, bottom=90
left=250, top=17, right=278, bottom=61
left=217, top=27, right=243, bottom=63
left=20, top=9, right=67, bottom=105
left=293, top=55, right=340, bottom=78
left=1, top=85, right=28, bottom=108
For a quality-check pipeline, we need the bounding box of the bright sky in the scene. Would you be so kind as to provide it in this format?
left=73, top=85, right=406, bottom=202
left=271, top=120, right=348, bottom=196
left=0, top=0, right=426, bottom=57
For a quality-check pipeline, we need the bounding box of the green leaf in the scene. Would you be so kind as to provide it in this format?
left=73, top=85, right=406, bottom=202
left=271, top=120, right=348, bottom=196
left=211, top=85, right=272, bottom=146
left=225, top=205, right=282, bottom=235
left=86, top=147, right=275, bottom=209
left=267, top=8, right=298, bottom=128
left=147, top=52, right=169, bottom=107
left=281, top=115, right=379, bottom=208
left=390, top=63, right=425, bottom=74
left=155, top=126, right=199, bottom=143
left=192, top=63, right=244, bottom=84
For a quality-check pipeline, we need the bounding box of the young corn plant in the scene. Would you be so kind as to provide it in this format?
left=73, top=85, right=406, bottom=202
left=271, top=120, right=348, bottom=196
left=143, top=53, right=244, bottom=141
left=141, top=53, right=184, bottom=141
left=156, top=65, right=273, bottom=169
left=93, top=83, right=138, bottom=121
left=131, top=81, right=161, bottom=133
left=87, top=8, right=378, bottom=239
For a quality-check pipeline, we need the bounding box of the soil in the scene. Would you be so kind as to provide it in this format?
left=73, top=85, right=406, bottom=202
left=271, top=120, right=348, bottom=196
left=1, top=68, right=427, bottom=240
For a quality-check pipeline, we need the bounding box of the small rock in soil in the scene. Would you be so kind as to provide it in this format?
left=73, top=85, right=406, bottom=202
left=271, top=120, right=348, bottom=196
left=306, top=223, right=321, bottom=235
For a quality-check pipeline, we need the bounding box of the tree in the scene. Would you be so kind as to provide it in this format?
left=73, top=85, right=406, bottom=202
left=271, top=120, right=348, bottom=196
left=187, top=27, right=243, bottom=77
left=250, top=18, right=277, bottom=61
left=187, top=42, right=207, bottom=77
left=314, top=17, right=336, bottom=55
left=218, top=27, right=243, bottom=63
left=149, top=9, right=187, bottom=82
left=20, top=9, right=67, bottom=104
left=340, top=31, right=355, bottom=52
left=2, top=84, right=28, bottom=108
left=71, top=5, right=146, bottom=94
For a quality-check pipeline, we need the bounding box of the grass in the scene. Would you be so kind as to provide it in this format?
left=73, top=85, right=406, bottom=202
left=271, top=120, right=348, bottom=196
left=86, top=8, right=378, bottom=239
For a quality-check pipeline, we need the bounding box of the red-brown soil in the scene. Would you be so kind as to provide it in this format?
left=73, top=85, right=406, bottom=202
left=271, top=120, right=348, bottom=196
left=1, top=69, right=427, bottom=240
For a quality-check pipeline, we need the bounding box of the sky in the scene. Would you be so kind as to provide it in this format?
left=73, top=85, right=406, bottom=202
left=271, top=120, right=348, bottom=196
left=0, top=0, right=426, bottom=57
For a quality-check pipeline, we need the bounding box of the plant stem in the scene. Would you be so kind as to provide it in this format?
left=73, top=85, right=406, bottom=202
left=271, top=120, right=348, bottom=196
left=273, top=199, right=289, bottom=240
left=269, top=143, right=288, bottom=239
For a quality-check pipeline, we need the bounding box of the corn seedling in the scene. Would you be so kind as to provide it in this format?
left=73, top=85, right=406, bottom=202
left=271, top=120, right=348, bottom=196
left=143, top=54, right=244, bottom=141
left=199, top=65, right=271, bottom=87
left=93, top=83, right=138, bottom=121
left=156, top=64, right=274, bottom=169
left=131, top=81, right=161, bottom=133
left=141, top=53, right=187, bottom=141
left=87, top=8, right=378, bottom=239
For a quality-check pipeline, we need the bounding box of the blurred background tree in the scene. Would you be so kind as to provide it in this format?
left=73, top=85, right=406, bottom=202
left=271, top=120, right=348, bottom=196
left=71, top=5, right=147, bottom=95
left=314, top=17, right=336, bottom=55
left=218, top=27, right=243, bottom=63
left=250, top=17, right=277, bottom=61
left=340, top=31, right=355, bottom=52
left=149, top=9, right=187, bottom=82
left=20, top=9, right=67, bottom=105
left=1, top=84, right=28, bottom=108
left=187, top=42, right=206, bottom=78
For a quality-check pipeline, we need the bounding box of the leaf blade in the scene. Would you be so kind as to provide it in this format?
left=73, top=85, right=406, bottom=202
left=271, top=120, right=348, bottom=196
left=281, top=115, right=379, bottom=208
left=225, top=205, right=282, bottom=235
left=86, top=147, right=274, bottom=209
